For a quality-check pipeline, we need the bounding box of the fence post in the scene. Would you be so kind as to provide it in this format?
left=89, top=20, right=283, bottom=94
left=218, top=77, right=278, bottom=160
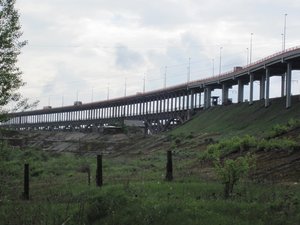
left=24, top=163, right=29, bottom=200
left=166, top=150, right=173, bottom=181
left=96, top=155, right=103, bottom=187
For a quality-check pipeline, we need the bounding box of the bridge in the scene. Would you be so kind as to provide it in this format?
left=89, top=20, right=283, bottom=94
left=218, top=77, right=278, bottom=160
left=1, top=46, right=300, bottom=133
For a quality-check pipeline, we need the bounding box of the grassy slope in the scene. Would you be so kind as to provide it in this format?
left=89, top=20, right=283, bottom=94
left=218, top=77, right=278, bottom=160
left=2, top=96, right=300, bottom=225
left=172, top=96, right=300, bottom=137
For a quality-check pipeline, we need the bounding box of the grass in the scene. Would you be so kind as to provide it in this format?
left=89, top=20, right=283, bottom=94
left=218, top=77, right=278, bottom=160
left=0, top=144, right=300, bottom=225
left=1, top=96, right=300, bottom=224
left=172, top=96, right=300, bottom=138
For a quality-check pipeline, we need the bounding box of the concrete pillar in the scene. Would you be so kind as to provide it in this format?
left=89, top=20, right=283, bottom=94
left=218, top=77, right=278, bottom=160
left=249, top=73, right=254, bottom=105
left=265, top=68, right=270, bottom=108
left=190, top=90, right=194, bottom=110
left=237, top=79, right=244, bottom=103
left=286, top=62, right=292, bottom=108
left=260, top=74, right=265, bottom=100
left=281, top=73, right=286, bottom=97
left=186, top=91, right=190, bottom=110
left=222, top=84, right=229, bottom=105
left=204, top=87, right=211, bottom=109
left=159, top=98, right=163, bottom=113
left=182, top=94, right=186, bottom=110
left=199, top=91, right=202, bottom=108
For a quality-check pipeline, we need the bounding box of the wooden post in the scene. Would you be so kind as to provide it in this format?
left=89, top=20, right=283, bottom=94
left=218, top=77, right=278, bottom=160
left=166, top=150, right=173, bottom=181
left=96, top=155, right=103, bottom=187
left=87, top=168, right=91, bottom=186
left=24, top=164, right=29, bottom=200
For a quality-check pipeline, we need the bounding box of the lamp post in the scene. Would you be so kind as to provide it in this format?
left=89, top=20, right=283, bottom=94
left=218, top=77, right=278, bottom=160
left=124, top=78, right=127, bottom=97
left=164, top=66, right=167, bottom=88
left=283, top=13, right=288, bottom=51
left=246, top=48, right=249, bottom=65
left=187, top=57, right=191, bottom=83
left=219, top=47, right=223, bottom=75
left=250, top=33, right=253, bottom=64
left=212, top=58, right=215, bottom=76
left=107, top=84, right=109, bottom=100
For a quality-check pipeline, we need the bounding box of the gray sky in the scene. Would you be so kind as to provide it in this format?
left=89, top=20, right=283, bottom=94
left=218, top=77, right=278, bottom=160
left=15, top=0, right=300, bottom=108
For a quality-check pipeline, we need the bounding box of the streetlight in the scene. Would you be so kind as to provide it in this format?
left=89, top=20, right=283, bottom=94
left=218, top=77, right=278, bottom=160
left=250, top=33, right=253, bottom=64
left=143, top=75, right=146, bottom=93
left=219, top=47, right=223, bottom=75
left=246, top=48, right=249, bottom=65
left=212, top=58, right=215, bottom=76
left=187, top=57, right=191, bottom=82
left=164, top=66, right=167, bottom=88
left=283, top=13, right=288, bottom=51
left=107, top=84, right=109, bottom=100
left=91, top=87, right=94, bottom=102
left=124, top=78, right=127, bottom=97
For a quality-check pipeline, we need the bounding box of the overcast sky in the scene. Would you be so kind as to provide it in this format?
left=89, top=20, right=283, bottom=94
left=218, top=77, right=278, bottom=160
left=14, top=0, right=300, bottom=108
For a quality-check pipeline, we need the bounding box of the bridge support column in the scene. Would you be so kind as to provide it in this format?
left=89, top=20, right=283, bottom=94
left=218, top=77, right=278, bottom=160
left=190, top=90, right=194, bottom=111
left=249, top=73, right=254, bottom=105
left=204, top=87, right=211, bottom=109
left=281, top=74, right=286, bottom=97
left=260, top=74, right=265, bottom=100
left=265, top=68, right=270, bottom=108
left=222, top=84, right=229, bottom=105
left=186, top=91, right=190, bottom=110
left=182, top=94, right=186, bottom=110
left=199, top=91, right=202, bottom=108
left=237, top=79, right=244, bottom=103
left=286, top=62, right=292, bottom=109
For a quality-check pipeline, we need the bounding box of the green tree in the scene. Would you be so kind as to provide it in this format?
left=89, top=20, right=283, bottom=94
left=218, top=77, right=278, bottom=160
left=0, top=0, right=27, bottom=115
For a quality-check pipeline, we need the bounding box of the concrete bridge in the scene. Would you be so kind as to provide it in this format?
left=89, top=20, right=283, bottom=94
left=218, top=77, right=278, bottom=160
left=1, top=46, right=300, bottom=132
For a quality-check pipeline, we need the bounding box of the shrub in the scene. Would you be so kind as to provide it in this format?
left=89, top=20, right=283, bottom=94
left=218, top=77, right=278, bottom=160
left=214, top=153, right=255, bottom=199
left=257, top=138, right=297, bottom=151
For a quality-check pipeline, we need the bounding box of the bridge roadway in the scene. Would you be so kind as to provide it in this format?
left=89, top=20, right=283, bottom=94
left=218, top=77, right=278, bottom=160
left=1, top=46, right=300, bottom=132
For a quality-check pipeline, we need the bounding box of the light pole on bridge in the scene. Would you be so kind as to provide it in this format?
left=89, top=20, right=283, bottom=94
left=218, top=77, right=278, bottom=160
left=219, top=47, right=223, bottom=75
left=212, top=58, right=215, bottom=76
left=283, top=13, right=288, bottom=51
left=187, top=57, right=191, bottom=83
left=250, top=33, right=253, bottom=64
left=107, top=84, right=110, bottom=100
left=246, top=48, right=249, bottom=65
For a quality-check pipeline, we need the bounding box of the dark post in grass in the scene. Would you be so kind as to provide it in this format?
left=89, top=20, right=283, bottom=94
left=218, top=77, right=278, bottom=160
left=166, top=150, right=173, bottom=181
left=23, top=163, right=29, bottom=200
left=96, top=155, right=103, bottom=187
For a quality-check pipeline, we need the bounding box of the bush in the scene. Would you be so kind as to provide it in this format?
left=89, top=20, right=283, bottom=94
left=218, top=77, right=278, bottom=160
left=214, top=153, right=255, bottom=199
left=199, top=135, right=256, bottom=161
left=257, top=138, right=297, bottom=151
